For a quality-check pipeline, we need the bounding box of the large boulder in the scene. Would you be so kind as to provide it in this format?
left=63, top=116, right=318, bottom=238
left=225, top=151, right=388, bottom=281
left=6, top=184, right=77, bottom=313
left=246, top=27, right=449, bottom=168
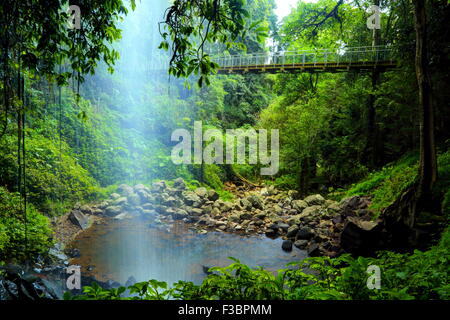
left=135, top=189, right=150, bottom=204
left=133, top=184, right=148, bottom=192
left=296, top=227, right=314, bottom=240
left=288, top=190, right=300, bottom=200
left=182, top=191, right=202, bottom=206
left=294, top=240, right=308, bottom=249
left=173, top=178, right=187, bottom=190
left=304, top=194, right=325, bottom=206
left=207, top=190, right=219, bottom=201
left=113, top=197, right=128, bottom=206
left=240, top=198, right=253, bottom=210
left=151, top=181, right=167, bottom=192
left=194, top=187, right=208, bottom=198
left=238, top=212, right=252, bottom=220
left=286, top=214, right=302, bottom=226
left=127, top=193, right=141, bottom=207
left=187, top=207, right=203, bottom=216
left=114, top=212, right=133, bottom=220
left=340, top=218, right=384, bottom=255
left=105, top=206, right=122, bottom=217
left=117, top=184, right=134, bottom=196
left=281, top=240, right=293, bottom=252
left=69, top=210, right=89, bottom=230
left=222, top=201, right=234, bottom=212
left=292, top=200, right=308, bottom=212
left=306, top=242, right=322, bottom=257
left=339, top=196, right=371, bottom=217
left=162, top=196, right=178, bottom=207
left=110, top=193, right=121, bottom=200
left=172, top=209, right=188, bottom=220
left=299, top=205, right=323, bottom=219
left=247, top=195, right=264, bottom=210
left=286, top=225, right=300, bottom=238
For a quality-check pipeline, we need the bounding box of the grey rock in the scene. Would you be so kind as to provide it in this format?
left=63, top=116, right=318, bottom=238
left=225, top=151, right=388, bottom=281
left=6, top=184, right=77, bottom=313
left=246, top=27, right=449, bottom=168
left=248, top=195, right=264, bottom=210
left=172, top=209, right=188, bottom=220
left=69, top=210, right=89, bottom=230
left=292, top=200, right=308, bottom=212
left=105, top=206, right=122, bottom=217
left=127, top=193, right=141, bottom=206
left=304, top=194, right=325, bottom=206
left=113, top=197, right=128, bottom=206
left=222, top=201, right=234, bottom=212
left=294, top=240, right=308, bottom=249
left=183, top=191, right=201, bottom=206
left=296, top=227, right=314, bottom=240
left=152, top=181, right=167, bottom=192
left=286, top=225, right=300, bottom=238
left=240, top=198, right=253, bottom=210
left=110, top=193, right=121, bottom=200
left=239, top=212, right=252, bottom=220
left=173, top=178, right=186, bottom=190
left=117, top=184, right=134, bottom=196
left=306, top=243, right=321, bottom=257
left=195, top=187, right=208, bottom=198
left=207, top=189, right=219, bottom=201
left=282, top=240, right=293, bottom=252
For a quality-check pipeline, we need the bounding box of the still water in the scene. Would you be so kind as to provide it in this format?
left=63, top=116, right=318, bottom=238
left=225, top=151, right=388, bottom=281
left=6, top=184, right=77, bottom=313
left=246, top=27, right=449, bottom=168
left=70, top=218, right=307, bottom=286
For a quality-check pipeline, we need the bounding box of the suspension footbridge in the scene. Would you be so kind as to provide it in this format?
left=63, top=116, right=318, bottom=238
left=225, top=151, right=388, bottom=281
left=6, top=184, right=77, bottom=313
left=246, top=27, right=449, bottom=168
left=214, top=45, right=396, bottom=74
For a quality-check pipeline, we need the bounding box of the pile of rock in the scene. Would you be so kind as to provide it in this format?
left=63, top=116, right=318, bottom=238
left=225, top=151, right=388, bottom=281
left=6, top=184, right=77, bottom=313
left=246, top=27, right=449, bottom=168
left=66, top=178, right=377, bottom=258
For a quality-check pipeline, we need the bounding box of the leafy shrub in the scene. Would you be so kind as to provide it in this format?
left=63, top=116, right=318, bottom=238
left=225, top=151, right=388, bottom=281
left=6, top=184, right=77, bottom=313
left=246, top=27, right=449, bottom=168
left=0, top=187, right=53, bottom=263
left=0, top=132, right=99, bottom=215
left=345, top=153, right=443, bottom=215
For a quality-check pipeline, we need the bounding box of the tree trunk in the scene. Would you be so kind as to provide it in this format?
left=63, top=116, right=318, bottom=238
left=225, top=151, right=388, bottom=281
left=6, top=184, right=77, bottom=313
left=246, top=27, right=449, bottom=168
left=382, top=0, right=438, bottom=249
left=414, top=0, right=437, bottom=197
left=366, top=0, right=381, bottom=168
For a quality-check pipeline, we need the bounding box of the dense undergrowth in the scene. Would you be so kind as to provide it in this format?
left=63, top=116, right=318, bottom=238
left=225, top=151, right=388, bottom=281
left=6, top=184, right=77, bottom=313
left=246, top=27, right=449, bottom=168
left=344, top=150, right=450, bottom=217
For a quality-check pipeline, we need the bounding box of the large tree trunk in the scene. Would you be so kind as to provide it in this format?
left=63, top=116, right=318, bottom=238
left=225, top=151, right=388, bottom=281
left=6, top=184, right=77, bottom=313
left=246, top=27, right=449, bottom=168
left=381, top=0, right=438, bottom=250
left=414, top=0, right=437, bottom=197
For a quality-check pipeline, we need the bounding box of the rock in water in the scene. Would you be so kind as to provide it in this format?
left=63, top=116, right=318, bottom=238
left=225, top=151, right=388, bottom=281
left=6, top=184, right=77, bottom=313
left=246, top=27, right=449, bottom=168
left=281, top=240, right=293, bottom=252
left=69, top=210, right=89, bottom=230
left=105, top=206, right=122, bottom=217
left=125, top=276, right=137, bottom=287
left=202, top=265, right=213, bottom=275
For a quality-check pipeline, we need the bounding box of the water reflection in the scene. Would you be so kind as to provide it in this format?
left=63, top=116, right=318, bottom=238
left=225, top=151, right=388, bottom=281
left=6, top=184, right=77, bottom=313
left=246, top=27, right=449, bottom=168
left=70, top=218, right=307, bottom=285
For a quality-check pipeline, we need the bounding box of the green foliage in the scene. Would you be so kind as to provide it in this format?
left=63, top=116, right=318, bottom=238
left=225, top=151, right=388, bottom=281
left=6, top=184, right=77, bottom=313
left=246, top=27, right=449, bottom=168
left=346, top=153, right=419, bottom=215
left=346, top=151, right=450, bottom=216
left=0, top=187, right=52, bottom=263
left=159, top=0, right=269, bottom=85
left=0, top=0, right=134, bottom=84
left=0, top=131, right=99, bottom=215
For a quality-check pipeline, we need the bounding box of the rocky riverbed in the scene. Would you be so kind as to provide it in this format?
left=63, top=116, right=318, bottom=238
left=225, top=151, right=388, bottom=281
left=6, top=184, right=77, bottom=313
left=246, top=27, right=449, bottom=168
left=62, top=178, right=380, bottom=258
